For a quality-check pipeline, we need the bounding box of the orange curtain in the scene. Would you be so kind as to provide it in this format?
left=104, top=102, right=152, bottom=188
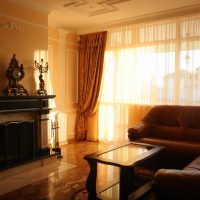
left=76, top=31, right=107, bottom=140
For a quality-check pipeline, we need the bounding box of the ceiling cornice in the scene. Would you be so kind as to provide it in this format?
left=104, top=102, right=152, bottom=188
left=8, top=0, right=51, bottom=15
left=77, top=4, right=200, bottom=34
left=6, top=1, right=200, bottom=35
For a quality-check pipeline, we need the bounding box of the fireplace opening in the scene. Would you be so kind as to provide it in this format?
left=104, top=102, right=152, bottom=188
left=0, top=120, right=35, bottom=168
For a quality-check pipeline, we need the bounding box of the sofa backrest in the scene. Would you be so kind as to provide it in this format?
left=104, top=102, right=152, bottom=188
left=143, top=105, right=200, bottom=141
left=143, top=105, right=200, bottom=128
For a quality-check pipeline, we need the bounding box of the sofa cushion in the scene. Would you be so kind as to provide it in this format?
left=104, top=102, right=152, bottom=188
left=151, top=125, right=200, bottom=142
left=177, top=107, right=200, bottom=129
left=152, top=125, right=182, bottom=140
left=180, top=127, right=200, bottom=142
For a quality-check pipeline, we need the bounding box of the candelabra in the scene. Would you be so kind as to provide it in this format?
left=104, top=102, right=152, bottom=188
left=34, top=58, right=48, bottom=95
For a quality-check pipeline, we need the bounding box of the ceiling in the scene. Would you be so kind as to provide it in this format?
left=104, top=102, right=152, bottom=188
left=10, top=0, right=200, bottom=34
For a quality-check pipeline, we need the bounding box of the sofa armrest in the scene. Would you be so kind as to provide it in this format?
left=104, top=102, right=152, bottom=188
left=154, top=169, right=200, bottom=199
left=128, top=122, right=152, bottom=141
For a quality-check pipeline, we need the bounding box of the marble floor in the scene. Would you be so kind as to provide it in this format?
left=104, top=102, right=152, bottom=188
left=0, top=141, right=118, bottom=200
left=0, top=159, right=76, bottom=195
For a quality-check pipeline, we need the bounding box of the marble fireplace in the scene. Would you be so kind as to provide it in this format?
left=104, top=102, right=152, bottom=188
left=0, top=95, right=55, bottom=170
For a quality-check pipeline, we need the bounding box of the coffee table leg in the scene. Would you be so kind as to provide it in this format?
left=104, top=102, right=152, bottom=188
left=86, top=160, right=100, bottom=200
left=120, top=167, right=132, bottom=200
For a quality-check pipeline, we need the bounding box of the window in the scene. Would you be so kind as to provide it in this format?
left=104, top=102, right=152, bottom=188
left=98, top=15, right=200, bottom=142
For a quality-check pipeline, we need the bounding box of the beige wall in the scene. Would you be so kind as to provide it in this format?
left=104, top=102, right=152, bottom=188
left=0, top=0, right=48, bottom=95
left=48, top=27, right=79, bottom=144
left=0, top=0, right=79, bottom=144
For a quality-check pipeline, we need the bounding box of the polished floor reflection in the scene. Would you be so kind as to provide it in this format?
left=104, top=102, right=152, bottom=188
left=0, top=141, right=120, bottom=200
left=0, top=160, right=76, bottom=195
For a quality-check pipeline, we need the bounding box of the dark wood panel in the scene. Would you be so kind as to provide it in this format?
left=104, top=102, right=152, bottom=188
left=0, top=95, right=55, bottom=113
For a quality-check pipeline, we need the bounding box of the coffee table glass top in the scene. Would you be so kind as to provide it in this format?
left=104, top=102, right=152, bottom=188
left=98, top=143, right=152, bottom=162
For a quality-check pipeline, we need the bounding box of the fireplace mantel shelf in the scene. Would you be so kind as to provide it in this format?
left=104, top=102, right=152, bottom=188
left=0, top=95, right=55, bottom=100
left=0, top=95, right=56, bottom=114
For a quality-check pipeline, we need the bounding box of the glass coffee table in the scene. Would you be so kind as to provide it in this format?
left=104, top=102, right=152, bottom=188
left=84, top=142, right=164, bottom=200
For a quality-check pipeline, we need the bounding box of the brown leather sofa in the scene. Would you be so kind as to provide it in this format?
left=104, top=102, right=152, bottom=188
left=154, top=156, right=200, bottom=200
left=128, top=105, right=200, bottom=199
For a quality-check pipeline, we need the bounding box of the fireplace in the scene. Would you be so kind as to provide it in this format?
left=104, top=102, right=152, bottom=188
left=0, top=120, right=35, bottom=165
left=0, top=95, right=55, bottom=170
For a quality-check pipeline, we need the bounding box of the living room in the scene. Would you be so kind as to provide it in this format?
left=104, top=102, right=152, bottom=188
left=0, top=0, right=200, bottom=199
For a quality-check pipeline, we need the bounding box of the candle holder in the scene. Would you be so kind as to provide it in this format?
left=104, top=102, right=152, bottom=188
left=34, top=58, right=48, bottom=95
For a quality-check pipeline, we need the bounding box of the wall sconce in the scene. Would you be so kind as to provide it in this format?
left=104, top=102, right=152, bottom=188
left=34, top=58, right=48, bottom=95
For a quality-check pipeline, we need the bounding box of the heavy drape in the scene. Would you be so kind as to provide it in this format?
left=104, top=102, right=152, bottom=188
left=76, top=31, right=107, bottom=140
left=98, top=15, right=200, bottom=142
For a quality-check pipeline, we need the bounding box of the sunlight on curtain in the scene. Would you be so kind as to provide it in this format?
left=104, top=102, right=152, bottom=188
left=98, top=15, right=200, bottom=142
left=179, top=17, right=200, bottom=104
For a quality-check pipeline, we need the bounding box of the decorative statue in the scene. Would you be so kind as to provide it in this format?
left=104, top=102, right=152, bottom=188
left=34, top=58, right=48, bottom=95
left=3, top=54, right=28, bottom=96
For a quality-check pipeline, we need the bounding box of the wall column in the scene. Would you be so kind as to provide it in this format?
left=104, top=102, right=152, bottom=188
left=58, top=29, right=69, bottom=143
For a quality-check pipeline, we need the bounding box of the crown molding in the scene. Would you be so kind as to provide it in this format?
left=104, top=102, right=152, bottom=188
left=8, top=0, right=51, bottom=15
left=77, top=4, right=200, bottom=34
left=0, top=12, right=48, bottom=30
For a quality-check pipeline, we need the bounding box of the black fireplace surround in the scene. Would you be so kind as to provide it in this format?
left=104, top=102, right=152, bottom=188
left=0, top=95, right=55, bottom=170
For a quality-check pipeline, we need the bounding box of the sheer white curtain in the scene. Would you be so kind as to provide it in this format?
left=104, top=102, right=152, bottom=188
left=98, top=15, right=200, bottom=142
